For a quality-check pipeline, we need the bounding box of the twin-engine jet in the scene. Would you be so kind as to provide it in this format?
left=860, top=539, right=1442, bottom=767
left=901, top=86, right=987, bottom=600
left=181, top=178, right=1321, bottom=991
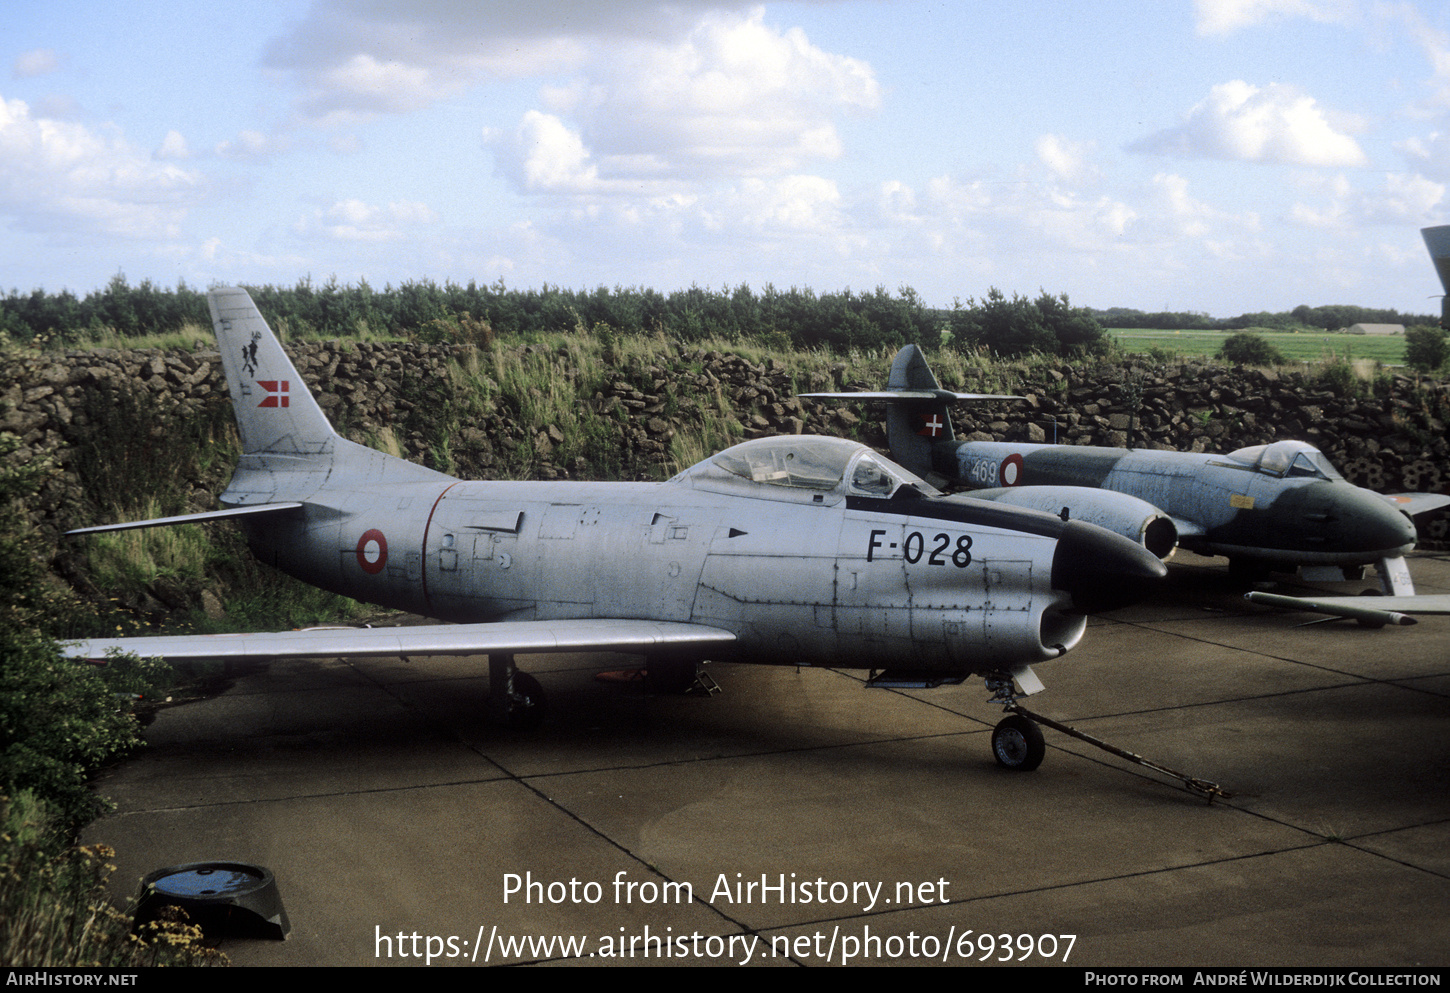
left=65, top=289, right=1167, bottom=771
left=806, top=345, right=1441, bottom=595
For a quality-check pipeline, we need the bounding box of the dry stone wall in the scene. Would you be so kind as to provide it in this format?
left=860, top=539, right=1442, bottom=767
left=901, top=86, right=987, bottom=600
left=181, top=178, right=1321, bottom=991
left=4, top=342, right=1447, bottom=549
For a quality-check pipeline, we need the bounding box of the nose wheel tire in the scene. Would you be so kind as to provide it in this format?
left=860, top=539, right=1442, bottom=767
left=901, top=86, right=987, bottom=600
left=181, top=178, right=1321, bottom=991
left=993, top=715, right=1045, bottom=771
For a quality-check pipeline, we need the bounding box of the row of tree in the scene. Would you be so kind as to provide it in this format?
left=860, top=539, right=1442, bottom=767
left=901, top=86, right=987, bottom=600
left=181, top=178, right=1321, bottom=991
left=1, top=274, right=947, bottom=353
left=950, top=288, right=1107, bottom=357
left=12, top=273, right=1437, bottom=359
left=1094, top=303, right=1438, bottom=331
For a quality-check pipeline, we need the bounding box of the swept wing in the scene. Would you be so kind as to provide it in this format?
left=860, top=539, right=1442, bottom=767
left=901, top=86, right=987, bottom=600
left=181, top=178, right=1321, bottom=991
left=1245, top=591, right=1450, bottom=627
left=65, top=618, right=737, bottom=663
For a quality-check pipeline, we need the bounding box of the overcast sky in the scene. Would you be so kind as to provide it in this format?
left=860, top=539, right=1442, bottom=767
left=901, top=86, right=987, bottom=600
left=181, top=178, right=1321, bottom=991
left=6, top=0, right=1450, bottom=317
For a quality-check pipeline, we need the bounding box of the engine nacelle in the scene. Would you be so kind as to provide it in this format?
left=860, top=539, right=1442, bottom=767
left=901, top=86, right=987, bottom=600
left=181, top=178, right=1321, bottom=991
left=968, top=486, right=1178, bottom=560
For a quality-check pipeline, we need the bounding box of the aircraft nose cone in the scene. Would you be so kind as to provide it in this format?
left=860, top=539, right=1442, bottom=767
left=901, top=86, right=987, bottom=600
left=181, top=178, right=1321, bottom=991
left=1341, top=487, right=1417, bottom=555
left=1051, top=519, right=1168, bottom=613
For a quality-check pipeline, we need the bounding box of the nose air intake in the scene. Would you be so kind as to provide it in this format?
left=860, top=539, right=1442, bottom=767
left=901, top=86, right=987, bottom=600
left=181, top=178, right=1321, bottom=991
left=1051, top=520, right=1168, bottom=613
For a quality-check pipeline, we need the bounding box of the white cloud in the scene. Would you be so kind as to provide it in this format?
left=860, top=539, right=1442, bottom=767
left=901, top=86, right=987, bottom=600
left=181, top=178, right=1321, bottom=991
left=215, top=129, right=290, bottom=160
left=1360, top=172, right=1444, bottom=223
left=294, top=198, right=439, bottom=242
left=1149, top=173, right=1240, bottom=239
left=731, top=174, right=843, bottom=232
left=0, top=94, right=202, bottom=239
left=566, top=8, right=878, bottom=179
left=905, top=170, right=1140, bottom=258
left=1399, top=132, right=1450, bottom=180
left=1383, top=1, right=1450, bottom=111
left=1035, top=134, right=1099, bottom=184
left=491, top=111, right=603, bottom=194
left=877, top=180, right=919, bottom=226
left=155, top=130, right=190, bottom=160
left=1193, top=0, right=1356, bottom=36
left=1131, top=80, right=1369, bottom=167
left=1287, top=169, right=1441, bottom=228
left=269, top=3, right=876, bottom=184
left=12, top=49, right=61, bottom=79
left=263, top=0, right=614, bottom=126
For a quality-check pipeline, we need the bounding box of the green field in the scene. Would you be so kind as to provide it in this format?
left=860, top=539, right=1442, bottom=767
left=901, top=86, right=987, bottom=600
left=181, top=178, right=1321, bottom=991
left=1109, top=327, right=1407, bottom=364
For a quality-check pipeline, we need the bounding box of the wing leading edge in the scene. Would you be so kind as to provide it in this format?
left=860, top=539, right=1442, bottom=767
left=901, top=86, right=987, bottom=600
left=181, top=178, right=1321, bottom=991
left=1245, top=591, right=1450, bottom=627
left=64, top=619, right=738, bottom=663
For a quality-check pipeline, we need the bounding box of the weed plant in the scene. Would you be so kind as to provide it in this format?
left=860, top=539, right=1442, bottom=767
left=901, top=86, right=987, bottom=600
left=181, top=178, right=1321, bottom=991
left=0, top=792, right=227, bottom=966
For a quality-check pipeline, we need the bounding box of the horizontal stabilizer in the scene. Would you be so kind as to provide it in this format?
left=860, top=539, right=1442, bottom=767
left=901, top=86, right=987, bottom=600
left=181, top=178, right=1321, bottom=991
left=63, top=618, right=738, bottom=663
left=1381, top=492, right=1450, bottom=517
left=65, top=503, right=305, bottom=536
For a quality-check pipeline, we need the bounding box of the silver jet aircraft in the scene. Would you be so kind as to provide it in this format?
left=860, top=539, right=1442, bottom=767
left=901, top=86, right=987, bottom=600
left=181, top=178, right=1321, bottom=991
left=805, top=345, right=1437, bottom=595
left=65, top=289, right=1168, bottom=771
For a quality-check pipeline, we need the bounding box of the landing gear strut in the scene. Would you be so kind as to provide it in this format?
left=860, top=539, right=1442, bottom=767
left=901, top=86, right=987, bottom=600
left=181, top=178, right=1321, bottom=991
left=985, top=673, right=1045, bottom=772
left=981, top=671, right=1228, bottom=801
left=487, top=653, right=546, bottom=730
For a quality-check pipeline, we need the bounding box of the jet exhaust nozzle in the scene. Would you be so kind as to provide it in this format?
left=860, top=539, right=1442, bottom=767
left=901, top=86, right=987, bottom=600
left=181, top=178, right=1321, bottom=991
left=1051, top=519, right=1168, bottom=613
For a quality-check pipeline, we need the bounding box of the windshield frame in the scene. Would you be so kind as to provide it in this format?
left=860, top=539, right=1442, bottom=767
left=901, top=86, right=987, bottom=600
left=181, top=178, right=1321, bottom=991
left=676, top=436, right=938, bottom=503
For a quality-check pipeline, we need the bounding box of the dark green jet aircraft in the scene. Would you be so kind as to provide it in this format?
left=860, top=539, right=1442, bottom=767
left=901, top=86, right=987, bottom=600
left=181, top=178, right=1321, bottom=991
left=806, top=345, right=1444, bottom=596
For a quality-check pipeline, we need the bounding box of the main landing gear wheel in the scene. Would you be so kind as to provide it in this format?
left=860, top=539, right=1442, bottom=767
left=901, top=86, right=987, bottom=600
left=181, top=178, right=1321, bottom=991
left=499, top=671, right=546, bottom=730
left=488, top=653, right=547, bottom=731
left=992, top=715, right=1045, bottom=772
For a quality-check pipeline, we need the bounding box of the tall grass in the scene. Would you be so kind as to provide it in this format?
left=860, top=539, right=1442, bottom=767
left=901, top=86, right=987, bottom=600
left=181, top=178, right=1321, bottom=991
left=0, top=792, right=227, bottom=966
left=85, top=504, right=212, bottom=591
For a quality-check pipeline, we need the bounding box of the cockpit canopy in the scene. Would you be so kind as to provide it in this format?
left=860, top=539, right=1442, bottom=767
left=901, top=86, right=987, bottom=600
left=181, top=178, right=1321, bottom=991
left=1225, top=440, right=1344, bottom=481
left=677, top=436, right=938, bottom=503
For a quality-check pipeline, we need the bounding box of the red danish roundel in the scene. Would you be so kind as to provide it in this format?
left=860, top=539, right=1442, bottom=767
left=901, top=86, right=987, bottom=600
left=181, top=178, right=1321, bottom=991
left=356, top=529, right=388, bottom=574
left=1000, top=453, right=1025, bottom=487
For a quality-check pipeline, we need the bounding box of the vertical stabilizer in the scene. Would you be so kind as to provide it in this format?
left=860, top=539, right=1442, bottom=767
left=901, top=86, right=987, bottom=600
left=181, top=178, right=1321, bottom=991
left=209, top=287, right=339, bottom=456
left=1421, top=226, right=1450, bottom=328
left=208, top=287, right=451, bottom=509
left=885, top=344, right=954, bottom=479
left=794, top=340, right=1020, bottom=481
left=799, top=343, right=1020, bottom=481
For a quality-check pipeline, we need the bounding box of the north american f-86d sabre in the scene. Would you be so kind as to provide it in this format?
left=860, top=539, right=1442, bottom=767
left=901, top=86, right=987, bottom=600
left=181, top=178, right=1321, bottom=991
left=65, top=289, right=1167, bottom=771
left=806, top=345, right=1443, bottom=595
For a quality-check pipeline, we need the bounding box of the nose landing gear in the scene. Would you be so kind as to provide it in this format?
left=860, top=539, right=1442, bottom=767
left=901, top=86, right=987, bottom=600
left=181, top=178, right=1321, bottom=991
left=991, top=714, right=1046, bottom=771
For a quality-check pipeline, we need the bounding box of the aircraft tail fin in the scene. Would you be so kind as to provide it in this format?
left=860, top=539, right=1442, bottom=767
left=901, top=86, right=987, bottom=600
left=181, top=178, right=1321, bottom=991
left=884, top=344, right=954, bottom=478
left=208, top=287, right=451, bottom=504
left=800, top=344, right=1021, bottom=479
left=1421, top=225, right=1450, bottom=328
left=209, top=287, right=339, bottom=456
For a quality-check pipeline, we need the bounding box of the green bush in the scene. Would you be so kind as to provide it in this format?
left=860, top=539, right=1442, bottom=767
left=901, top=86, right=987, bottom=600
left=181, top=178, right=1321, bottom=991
left=0, top=791, right=227, bottom=965
left=0, top=433, right=170, bottom=829
left=1404, top=325, right=1448, bottom=372
left=1318, top=356, right=1360, bottom=397
left=0, top=633, right=169, bottom=830
left=1218, top=331, right=1285, bottom=365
